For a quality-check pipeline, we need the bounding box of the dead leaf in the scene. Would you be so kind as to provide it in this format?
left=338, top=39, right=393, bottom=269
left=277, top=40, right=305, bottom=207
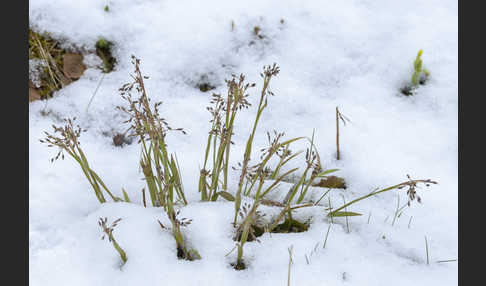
left=29, top=86, right=41, bottom=102
left=312, top=176, right=346, bottom=189
left=63, top=53, right=86, bottom=79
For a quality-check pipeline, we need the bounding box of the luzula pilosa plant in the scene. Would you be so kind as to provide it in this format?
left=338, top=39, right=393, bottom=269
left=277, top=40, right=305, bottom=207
left=40, top=118, right=123, bottom=203
left=99, top=217, right=127, bottom=265
left=40, top=55, right=439, bottom=269
left=117, top=55, right=199, bottom=260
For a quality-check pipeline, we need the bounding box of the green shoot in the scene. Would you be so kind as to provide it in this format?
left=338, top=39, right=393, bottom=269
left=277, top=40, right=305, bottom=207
left=122, top=188, right=131, bottom=203
left=411, top=49, right=430, bottom=87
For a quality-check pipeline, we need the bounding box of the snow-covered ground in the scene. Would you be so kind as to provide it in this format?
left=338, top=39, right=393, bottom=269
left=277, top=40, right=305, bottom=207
left=29, top=0, right=458, bottom=285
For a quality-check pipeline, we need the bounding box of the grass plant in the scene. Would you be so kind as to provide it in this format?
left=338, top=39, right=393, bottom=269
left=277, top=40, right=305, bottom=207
left=40, top=118, right=123, bottom=203
left=118, top=56, right=198, bottom=260
left=198, top=75, right=253, bottom=201
left=40, top=55, right=440, bottom=270
left=98, top=217, right=127, bottom=265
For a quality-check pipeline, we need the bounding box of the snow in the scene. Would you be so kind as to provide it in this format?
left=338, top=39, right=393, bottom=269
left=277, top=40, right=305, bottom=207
left=29, top=0, right=457, bottom=285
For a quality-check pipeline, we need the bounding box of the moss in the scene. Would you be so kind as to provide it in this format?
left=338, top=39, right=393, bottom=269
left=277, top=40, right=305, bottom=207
left=271, top=218, right=309, bottom=233
left=234, top=224, right=264, bottom=242
left=197, top=82, right=216, bottom=92
left=96, top=38, right=116, bottom=73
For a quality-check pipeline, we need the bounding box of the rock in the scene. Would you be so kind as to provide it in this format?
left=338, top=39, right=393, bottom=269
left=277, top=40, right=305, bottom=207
left=63, top=53, right=86, bottom=79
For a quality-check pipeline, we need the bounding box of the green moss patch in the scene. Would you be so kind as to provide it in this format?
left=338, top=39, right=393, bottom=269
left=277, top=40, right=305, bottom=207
left=96, top=38, right=116, bottom=73
left=271, top=218, right=309, bottom=233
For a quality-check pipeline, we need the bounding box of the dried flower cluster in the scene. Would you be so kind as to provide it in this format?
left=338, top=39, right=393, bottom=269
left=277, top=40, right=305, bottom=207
left=39, top=117, right=84, bottom=162
left=117, top=56, right=185, bottom=145
left=398, top=175, right=437, bottom=206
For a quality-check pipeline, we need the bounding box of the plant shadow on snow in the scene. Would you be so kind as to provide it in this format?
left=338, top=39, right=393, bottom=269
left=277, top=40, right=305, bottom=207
left=229, top=17, right=286, bottom=60
left=194, top=73, right=218, bottom=92
left=184, top=18, right=287, bottom=95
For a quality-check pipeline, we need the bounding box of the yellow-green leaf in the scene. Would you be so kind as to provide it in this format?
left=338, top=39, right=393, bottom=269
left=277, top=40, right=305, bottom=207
left=316, top=169, right=339, bottom=177
left=122, top=188, right=131, bottom=203
left=218, top=191, right=235, bottom=201
left=329, top=211, right=362, bottom=217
